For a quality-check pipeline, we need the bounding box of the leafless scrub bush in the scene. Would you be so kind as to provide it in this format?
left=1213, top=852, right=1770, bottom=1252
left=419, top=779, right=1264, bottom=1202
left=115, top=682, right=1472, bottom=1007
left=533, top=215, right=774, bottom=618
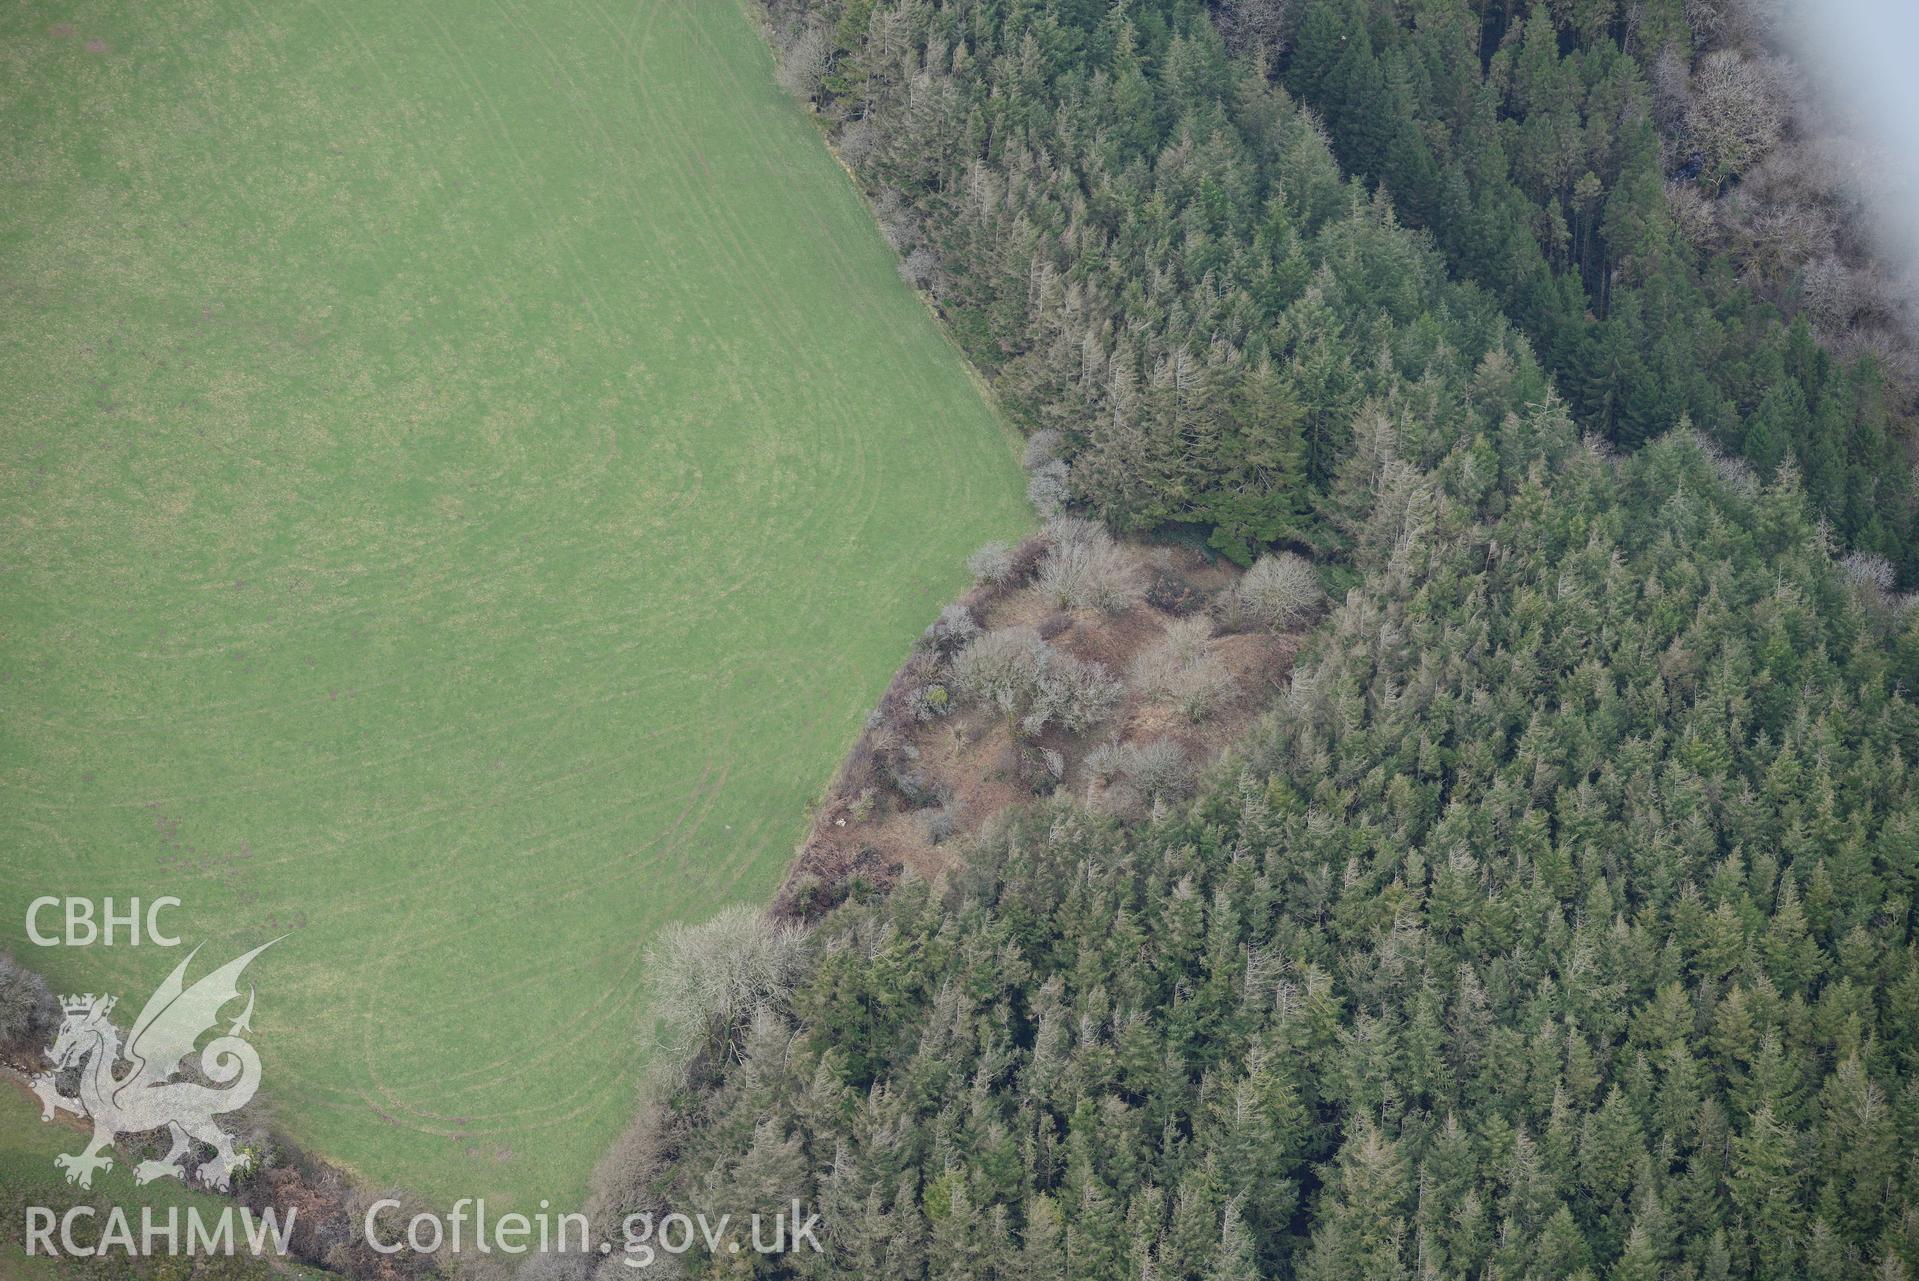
left=1221, top=552, right=1322, bottom=631
left=967, top=540, right=1014, bottom=585
left=1036, top=521, right=1143, bottom=613
left=645, top=906, right=808, bottom=1057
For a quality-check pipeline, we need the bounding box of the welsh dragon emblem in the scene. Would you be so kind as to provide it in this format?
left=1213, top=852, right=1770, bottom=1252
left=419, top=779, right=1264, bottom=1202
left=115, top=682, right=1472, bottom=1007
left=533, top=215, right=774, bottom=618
left=30, top=941, right=276, bottom=1190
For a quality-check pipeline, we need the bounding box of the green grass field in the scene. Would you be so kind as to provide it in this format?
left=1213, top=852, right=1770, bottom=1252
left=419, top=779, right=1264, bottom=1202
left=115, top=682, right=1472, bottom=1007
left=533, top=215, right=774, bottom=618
left=0, top=0, right=1028, bottom=1212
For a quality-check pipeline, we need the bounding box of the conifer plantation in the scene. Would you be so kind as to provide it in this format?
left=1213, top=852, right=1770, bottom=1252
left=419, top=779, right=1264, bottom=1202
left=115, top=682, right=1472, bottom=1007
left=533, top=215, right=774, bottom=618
left=765, top=0, right=1918, bottom=577
left=6, top=0, right=1918, bottom=1277
left=607, top=2, right=1919, bottom=1279
left=637, top=396, right=1919, bottom=1281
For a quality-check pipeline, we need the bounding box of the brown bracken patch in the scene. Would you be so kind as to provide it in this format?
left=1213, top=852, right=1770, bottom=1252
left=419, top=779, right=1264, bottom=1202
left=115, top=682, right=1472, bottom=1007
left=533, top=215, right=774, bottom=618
left=771, top=537, right=1307, bottom=921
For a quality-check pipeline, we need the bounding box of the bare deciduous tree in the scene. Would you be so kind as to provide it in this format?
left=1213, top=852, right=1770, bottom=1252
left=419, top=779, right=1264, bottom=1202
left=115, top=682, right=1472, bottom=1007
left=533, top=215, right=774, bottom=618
left=1086, top=737, right=1194, bottom=809
left=950, top=625, right=1120, bottom=737
left=0, top=953, right=55, bottom=1054
left=1128, top=737, right=1193, bottom=798
left=645, top=906, right=807, bottom=1055
left=1214, top=0, right=1294, bottom=56
left=1024, top=648, right=1122, bottom=735
left=1665, top=179, right=1717, bottom=247
left=873, top=187, right=916, bottom=250
left=1685, top=0, right=1730, bottom=42
left=918, top=804, right=960, bottom=844
left=899, top=247, right=939, bottom=290
left=1688, top=49, right=1783, bottom=184
left=1022, top=429, right=1064, bottom=471
left=773, top=25, right=829, bottom=104
left=920, top=602, right=979, bottom=656
left=1130, top=617, right=1239, bottom=723
left=1028, top=459, right=1070, bottom=518
left=1800, top=254, right=1862, bottom=329
left=838, top=118, right=879, bottom=169
left=1223, top=552, right=1323, bottom=631
left=1042, top=516, right=1104, bottom=550
left=1841, top=550, right=1895, bottom=593
left=950, top=625, right=1049, bottom=715
left=1036, top=520, right=1142, bottom=612
left=1650, top=44, right=1694, bottom=132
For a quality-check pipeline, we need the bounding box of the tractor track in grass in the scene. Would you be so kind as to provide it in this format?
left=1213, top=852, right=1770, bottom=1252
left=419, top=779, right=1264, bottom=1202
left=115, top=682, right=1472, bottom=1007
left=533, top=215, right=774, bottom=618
left=0, top=0, right=1028, bottom=1208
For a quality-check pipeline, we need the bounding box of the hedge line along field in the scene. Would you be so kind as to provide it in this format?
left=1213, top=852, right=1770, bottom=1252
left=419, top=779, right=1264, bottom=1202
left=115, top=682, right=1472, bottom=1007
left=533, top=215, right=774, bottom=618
left=0, top=0, right=1028, bottom=1208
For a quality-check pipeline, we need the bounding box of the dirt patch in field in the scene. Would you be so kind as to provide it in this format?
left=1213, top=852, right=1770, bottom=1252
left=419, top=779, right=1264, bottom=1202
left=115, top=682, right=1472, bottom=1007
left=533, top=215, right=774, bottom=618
left=772, top=536, right=1312, bottom=919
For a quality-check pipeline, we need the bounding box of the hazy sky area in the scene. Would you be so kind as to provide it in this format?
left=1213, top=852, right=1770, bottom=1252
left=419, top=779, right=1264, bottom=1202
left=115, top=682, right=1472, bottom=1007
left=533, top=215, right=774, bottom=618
left=1780, top=0, right=1919, bottom=290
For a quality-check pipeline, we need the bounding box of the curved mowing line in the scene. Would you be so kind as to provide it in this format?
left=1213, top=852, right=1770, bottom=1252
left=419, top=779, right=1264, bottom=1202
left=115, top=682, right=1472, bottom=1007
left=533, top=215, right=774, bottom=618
left=0, top=0, right=1030, bottom=1207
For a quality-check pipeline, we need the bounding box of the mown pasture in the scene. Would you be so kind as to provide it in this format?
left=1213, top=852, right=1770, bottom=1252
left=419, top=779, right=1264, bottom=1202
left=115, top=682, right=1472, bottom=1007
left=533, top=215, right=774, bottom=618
left=0, top=0, right=1028, bottom=1208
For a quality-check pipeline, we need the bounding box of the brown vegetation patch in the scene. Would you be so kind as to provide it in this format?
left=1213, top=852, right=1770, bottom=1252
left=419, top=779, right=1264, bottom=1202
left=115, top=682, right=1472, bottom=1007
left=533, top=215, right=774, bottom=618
left=1048, top=602, right=1159, bottom=671
left=980, top=586, right=1057, bottom=631
left=1214, top=629, right=1300, bottom=695
left=771, top=535, right=1308, bottom=921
